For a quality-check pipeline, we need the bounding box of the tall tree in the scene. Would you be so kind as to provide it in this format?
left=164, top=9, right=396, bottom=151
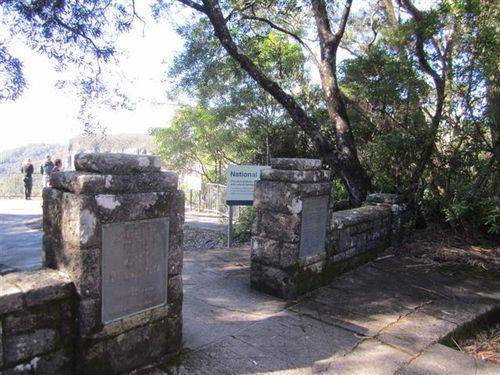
left=176, top=0, right=371, bottom=206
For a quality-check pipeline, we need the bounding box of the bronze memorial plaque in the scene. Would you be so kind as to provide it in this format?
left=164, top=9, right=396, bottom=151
left=299, top=196, right=329, bottom=258
left=102, top=217, right=169, bottom=323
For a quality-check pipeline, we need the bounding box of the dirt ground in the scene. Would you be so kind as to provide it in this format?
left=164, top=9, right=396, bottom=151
left=389, top=225, right=500, bottom=274
left=456, top=323, right=500, bottom=364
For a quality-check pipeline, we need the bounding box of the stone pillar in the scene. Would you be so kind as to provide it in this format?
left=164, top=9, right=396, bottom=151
left=42, top=153, right=184, bottom=374
left=250, top=158, right=331, bottom=299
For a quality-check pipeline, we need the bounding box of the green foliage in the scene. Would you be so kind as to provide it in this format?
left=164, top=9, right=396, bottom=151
left=340, top=46, right=430, bottom=193
left=2, top=0, right=498, bottom=237
left=153, top=107, right=238, bottom=183
left=232, top=207, right=254, bottom=243
left=156, top=21, right=318, bottom=183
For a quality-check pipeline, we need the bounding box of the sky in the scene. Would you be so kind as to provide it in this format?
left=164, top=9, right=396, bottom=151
left=0, top=4, right=184, bottom=151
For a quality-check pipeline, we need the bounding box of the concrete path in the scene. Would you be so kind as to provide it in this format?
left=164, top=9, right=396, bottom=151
left=0, top=199, right=43, bottom=274
left=149, top=247, right=499, bottom=374
left=1, top=199, right=498, bottom=373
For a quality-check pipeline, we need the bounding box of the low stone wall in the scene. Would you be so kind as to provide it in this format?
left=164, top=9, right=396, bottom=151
left=0, top=269, right=75, bottom=374
left=327, top=204, right=392, bottom=268
left=250, top=158, right=408, bottom=300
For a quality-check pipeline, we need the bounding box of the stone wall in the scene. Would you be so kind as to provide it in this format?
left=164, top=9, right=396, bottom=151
left=251, top=158, right=408, bottom=300
left=327, top=204, right=392, bottom=270
left=0, top=269, right=75, bottom=374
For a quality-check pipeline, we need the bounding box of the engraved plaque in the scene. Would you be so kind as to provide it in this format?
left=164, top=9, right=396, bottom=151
left=102, top=217, right=169, bottom=323
left=299, top=196, right=329, bottom=257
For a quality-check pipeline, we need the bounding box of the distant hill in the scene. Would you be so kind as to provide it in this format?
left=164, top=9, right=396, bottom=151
left=69, top=134, right=155, bottom=154
left=0, top=134, right=156, bottom=175
left=0, top=144, right=66, bottom=173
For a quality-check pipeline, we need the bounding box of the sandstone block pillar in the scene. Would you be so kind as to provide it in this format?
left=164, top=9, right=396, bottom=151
left=250, top=158, right=332, bottom=299
left=42, top=153, right=184, bottom=374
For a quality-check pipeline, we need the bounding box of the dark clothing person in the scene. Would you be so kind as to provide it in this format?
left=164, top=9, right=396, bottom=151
left=40, top=160, right=54, bottom=187
left=40, top=160, right=54, bottom=175
left=21, top=162, right=34, bottom=200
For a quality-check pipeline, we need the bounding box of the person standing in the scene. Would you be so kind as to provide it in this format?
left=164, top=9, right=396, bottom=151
left=21, top=158, right=34, bottom=200
left=40, top=155, right=54, bottom=188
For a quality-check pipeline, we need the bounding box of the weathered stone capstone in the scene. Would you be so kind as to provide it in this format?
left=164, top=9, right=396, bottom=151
left=50, top=170, right=178, bottom=195
left=270, top=158, right=322, bottom=171
left=74, top=152, right=161, bottom=174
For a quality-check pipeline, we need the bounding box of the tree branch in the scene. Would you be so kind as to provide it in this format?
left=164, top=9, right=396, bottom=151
left=241, top=13, right=320, bottom=69
left=335, top=0, right=353, bottom=44
left=177, top=0, right=206, bottom=13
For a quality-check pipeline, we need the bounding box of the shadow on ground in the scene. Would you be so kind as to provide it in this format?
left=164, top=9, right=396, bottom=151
left=147, top=246, right=500, bottom=375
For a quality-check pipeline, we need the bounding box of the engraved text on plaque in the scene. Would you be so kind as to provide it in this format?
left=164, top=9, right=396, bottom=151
left=299, top=196, right=329, bottom=257
left=102, top=218, right=169, bottom=323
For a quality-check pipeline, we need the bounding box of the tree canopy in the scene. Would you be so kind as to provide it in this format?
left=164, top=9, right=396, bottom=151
left=1, top=0, right=498, bottom=234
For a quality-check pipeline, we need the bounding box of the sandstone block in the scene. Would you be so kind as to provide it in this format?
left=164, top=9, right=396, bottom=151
left=2, top=270, right=72, bottom=308
left=0, top=277, right=24, bottom=315
left=168, top=274, right=183, bottom=307
left=260, top=169, right=331, bottom=183
left=59, top=192, right=100, bottom=249
left=53, top=248, right=101, bottom=299
left=250, top=262, right=294, bottom=299
left=168, top=231, right=183, bottom=276
left=279, top=242, right=301, bottom=268
left=94, top=191, right=173, bottom=224
left=270, top=158, right=322, bottom=171
left=42, top=188, right=62, bottom=238
left=78, top=298, right=101, bottom=337
left=4, top=306, right=59, bottom=335
left=74, top=153, right=161, bottom=174
left=50, top=171, right=178, bottom=195
left=251, top=237, right=281, bottom=266
left=33, top=348, right=73, bottom=375
left=4, top=328, right=58, bottom=364
left=169, top=189, right=185, bottom=234
left=254, top=181, right=302, bottom=214
left=258, top=211, right=301, bottom=243
left=82, top=319, right=169, bottom=374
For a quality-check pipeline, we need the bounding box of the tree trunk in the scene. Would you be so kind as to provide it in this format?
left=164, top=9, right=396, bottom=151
left=311, top=0, right=371, bottom=205
left=487, top=72, right=500, bottom=203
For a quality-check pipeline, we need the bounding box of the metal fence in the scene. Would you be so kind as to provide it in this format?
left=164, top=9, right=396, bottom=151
left=184, top=183, right=227, bottom=214
left=0, top=173, right=44, bottom=198
left=182, top=183, right=243, bottom=218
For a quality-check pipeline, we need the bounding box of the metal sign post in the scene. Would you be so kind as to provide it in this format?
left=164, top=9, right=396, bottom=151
left=226, top=164, right=270, bottom=248
left=227, top=205, right=233, bottom=248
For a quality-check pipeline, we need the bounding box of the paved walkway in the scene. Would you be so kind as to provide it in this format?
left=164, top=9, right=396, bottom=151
left=0, top=199, right=43, bottom=274
left=1, top=199, right=499, bottom=373
left=153, top=246, right=499, bottom=374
